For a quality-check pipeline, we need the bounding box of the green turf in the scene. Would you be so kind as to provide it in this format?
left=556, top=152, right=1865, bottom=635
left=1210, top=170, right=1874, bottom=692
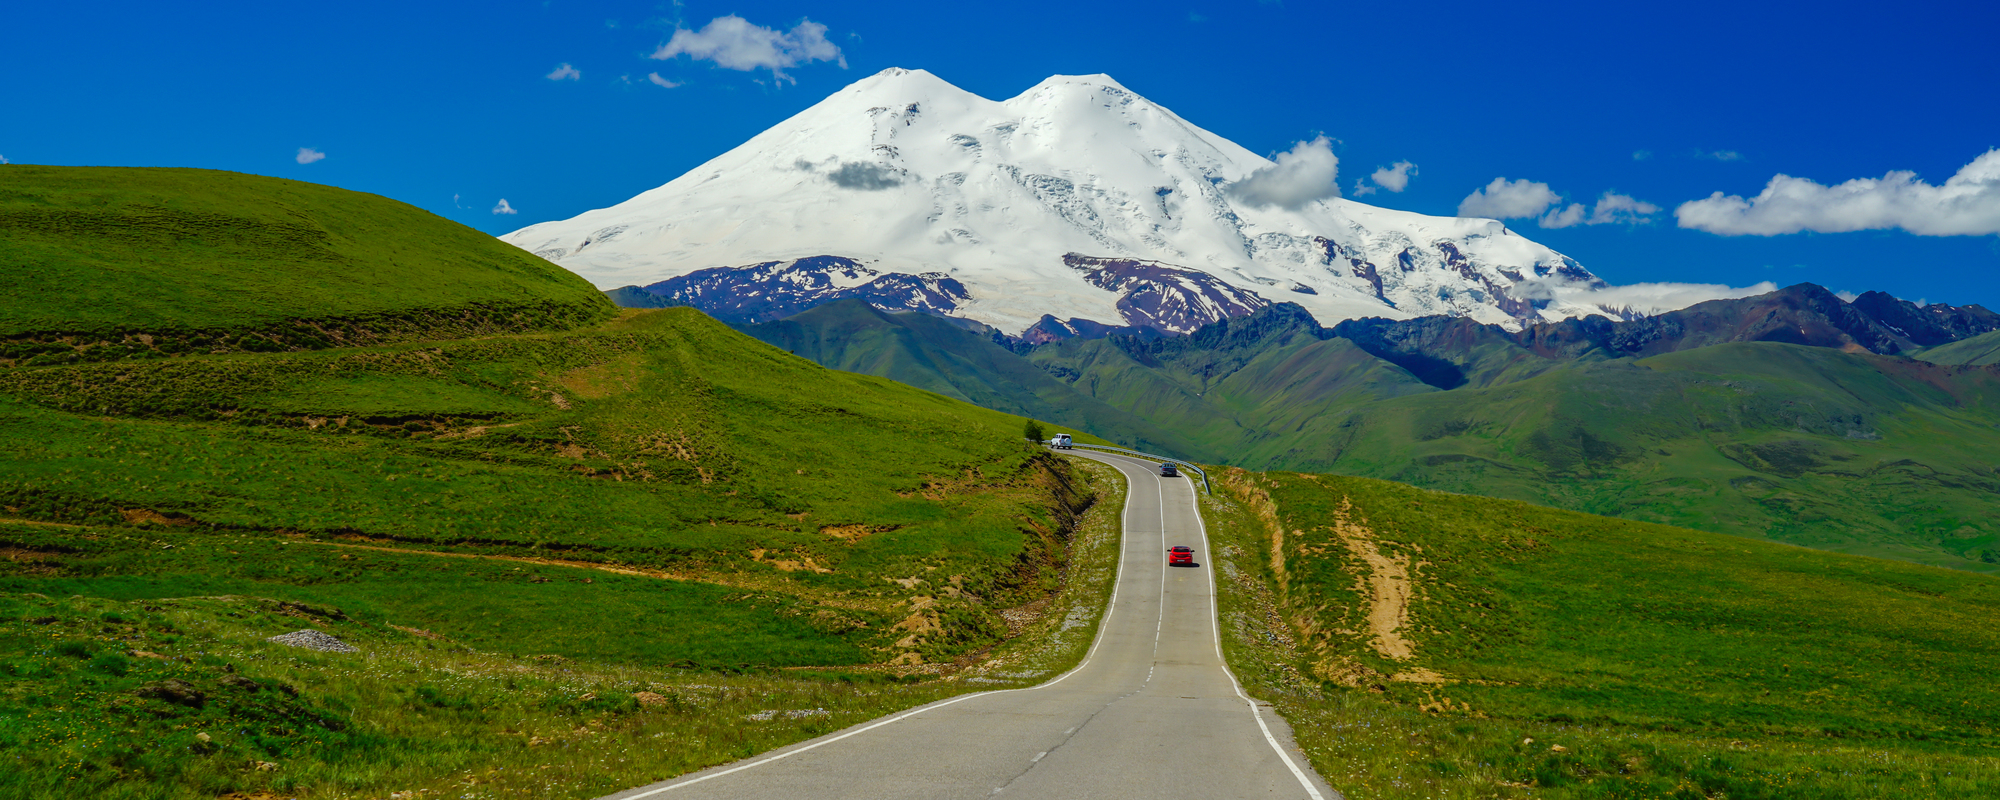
left=0, top=165, right=615, bottom=363
left=1205, top=468, right=2000, bottom=798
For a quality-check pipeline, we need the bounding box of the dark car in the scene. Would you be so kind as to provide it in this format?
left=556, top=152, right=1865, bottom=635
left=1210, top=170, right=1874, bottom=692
left=1159, top=462, right=1179, bottom=477
left=1168, top=545, right=1195, bottom=566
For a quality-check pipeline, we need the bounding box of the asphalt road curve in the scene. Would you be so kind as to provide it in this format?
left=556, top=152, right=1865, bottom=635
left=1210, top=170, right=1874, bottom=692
left=603, top=451, right=1337, bottom=800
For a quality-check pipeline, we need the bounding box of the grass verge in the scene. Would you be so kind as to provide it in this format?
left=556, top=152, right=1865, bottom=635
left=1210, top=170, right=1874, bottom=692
left=1201, top=468, right=2000, bottom=799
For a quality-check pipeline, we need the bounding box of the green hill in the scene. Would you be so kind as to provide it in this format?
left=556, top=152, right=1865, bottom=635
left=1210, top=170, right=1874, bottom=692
left=1260, top=342, right=2000, bottom=573
left=1916, top=329, right=2000, bottom=365
left=0, top=306, right=1087, bottom=664
left=742, top=299, right=1209, bottom=458
left=1206, top=469, right=2000, bottom=798
left=0, top=166, right=615, bottom=365
left=0, top=169, right=1116, bottom=799
left=0, top=306, right=1108, bottom=798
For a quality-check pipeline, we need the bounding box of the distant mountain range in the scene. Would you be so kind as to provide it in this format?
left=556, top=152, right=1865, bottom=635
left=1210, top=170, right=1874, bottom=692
left=741, top=283, right=2000, bottom=575
left=506, top=68, right=1762, bottom=336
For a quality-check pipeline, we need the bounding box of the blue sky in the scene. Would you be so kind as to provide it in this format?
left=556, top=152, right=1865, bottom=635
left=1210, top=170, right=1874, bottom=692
left=5, top=0, right=1997, bottom=306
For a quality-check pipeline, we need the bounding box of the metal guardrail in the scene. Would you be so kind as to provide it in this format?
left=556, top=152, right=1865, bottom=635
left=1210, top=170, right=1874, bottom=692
left=1044, top=441, right=1210, bottom=494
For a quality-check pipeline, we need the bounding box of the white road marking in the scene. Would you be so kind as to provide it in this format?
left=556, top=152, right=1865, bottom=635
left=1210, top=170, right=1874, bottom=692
left=1189, top=478, right=1328, bottom=800
left=616, top=452, right=1144, bottom=798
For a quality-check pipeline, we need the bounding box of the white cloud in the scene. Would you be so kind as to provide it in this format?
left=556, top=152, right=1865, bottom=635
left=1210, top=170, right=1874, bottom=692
left=1527, top=278, right=1781, bottom=318
left=1458, top=177, right=1560, bottom=219
left=492, top=199, right=517, bottom=215
left=1369, top=160, right=1417, bottom=193
left=650, top=15, right=845, bottom=82
left=1587, top=192, right=1661, bottom=225
left=646, top=72, right=682, bottom=88
left=1226, top=136, right=1341, bottom=210
left=1352, top=180, right=1375, bottom=197
left=1461, top=181, right=1659, bottom=228
left=1539, top=203, right=1586, bottom=228
left=1633, top=150, right=1653, bottom=161
left=0, top=155, right=9, bottom=165
left=1699, top=150, right=1745, bottom=162
left=1835, top=290, right=1860, bottom=303
left=295, top=147, right=326, bottom=165
left=1676, top=149, right=2000, bottom=236
left=547, top=63, right=581, bottom=81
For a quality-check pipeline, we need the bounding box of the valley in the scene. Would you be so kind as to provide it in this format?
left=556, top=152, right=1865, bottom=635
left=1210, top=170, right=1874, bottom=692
left=740, top=291, right=2000, bottom=574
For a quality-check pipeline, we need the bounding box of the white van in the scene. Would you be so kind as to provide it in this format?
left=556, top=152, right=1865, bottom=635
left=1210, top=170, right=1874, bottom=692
left=1052, top=433, right=1073, bottom=449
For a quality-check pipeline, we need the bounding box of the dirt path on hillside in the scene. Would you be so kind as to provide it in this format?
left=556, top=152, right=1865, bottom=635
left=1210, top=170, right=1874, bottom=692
left=1323, top=497, right=1420, bottom=661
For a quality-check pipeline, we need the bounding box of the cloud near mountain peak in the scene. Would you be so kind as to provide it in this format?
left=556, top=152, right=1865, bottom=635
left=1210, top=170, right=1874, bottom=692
left=1226, top=136, right=1340, bottom=210
left=650, top=15, right=845, bottom=82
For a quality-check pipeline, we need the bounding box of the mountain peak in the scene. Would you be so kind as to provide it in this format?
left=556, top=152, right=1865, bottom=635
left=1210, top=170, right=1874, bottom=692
left=506, top=68, right=1615, bottom=334
left=836, top=66, right=968, bottom=102
left=1013, top=73, right=1132, bottom=95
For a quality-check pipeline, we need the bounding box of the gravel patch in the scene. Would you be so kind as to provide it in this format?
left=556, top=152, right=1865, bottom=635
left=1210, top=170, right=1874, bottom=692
left=267, top=629, right=358, bottom=653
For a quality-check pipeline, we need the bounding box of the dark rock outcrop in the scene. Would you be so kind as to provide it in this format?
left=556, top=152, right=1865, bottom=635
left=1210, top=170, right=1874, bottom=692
left=1063, top=253, right=1272, bottom=335
left=606, top=255, right=970, bottom=325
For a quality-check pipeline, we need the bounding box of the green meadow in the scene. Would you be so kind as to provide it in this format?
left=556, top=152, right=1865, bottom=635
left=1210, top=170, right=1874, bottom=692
left=1204, top=469, right=2000, bottom=798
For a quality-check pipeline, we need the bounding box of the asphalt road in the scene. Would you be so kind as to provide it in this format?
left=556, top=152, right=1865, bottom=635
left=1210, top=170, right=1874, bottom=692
left=602, top=450, right=1336, bottom=800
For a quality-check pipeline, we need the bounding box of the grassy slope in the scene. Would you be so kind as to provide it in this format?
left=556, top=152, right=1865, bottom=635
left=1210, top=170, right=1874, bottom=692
left=0, top=308, right=1092, bottom=662
left=1016, top=327, right=2000, bottom=572
left=1205, top=469, right=2000, bottom=799
left=0, top=455, right=1126, bottom=800
left=743, top=299, right=1210, bottom=458
left=1023, top=318, right=1435, bottom=458
left=1297, top=343, right=2000, bottom=573
left=0, top=166, right=1117, bottom=798
left=0, top=307, right=1108, bottom=798
left=0, top=166, right=613, bottom=354
left=1915, top=329, right=2000, bottom=365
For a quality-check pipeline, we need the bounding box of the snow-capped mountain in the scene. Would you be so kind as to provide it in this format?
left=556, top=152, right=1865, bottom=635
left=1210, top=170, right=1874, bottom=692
left=504, top=68, right=1626, bottom=335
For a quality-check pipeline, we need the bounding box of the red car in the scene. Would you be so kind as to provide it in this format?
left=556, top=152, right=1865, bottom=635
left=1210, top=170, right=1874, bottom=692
left=1168, top=546, right=1195, bottom=567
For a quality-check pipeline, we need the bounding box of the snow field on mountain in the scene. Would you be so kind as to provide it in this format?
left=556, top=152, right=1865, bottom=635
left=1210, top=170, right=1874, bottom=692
left=506, top=68, right=1630, bottom=333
